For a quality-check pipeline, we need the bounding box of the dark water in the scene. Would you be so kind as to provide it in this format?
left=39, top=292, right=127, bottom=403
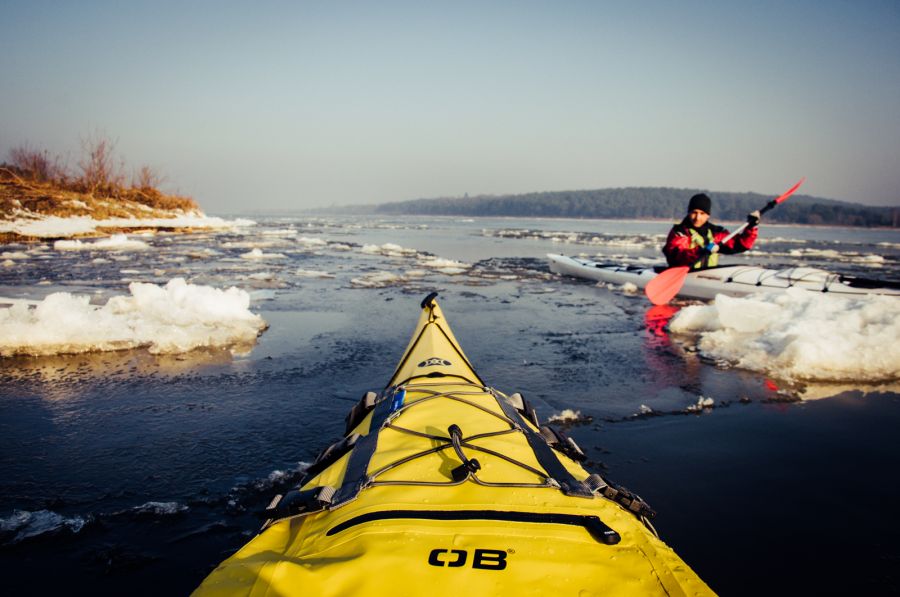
left=1, top=216, right=899, bottom=595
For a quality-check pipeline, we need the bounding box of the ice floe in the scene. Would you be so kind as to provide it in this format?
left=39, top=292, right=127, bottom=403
left=547, top=408, right=588, bottom=424
left=685, top=396, right=715, bottom=413
left=255, top=464, right=311, bottom=490
left=262, top=228, right=298, bottom=237
left=0, top=278, right=267, bottom=356
left=241, top=248, right=286, bottom=260
left=788, top=247, right=885, bottom=265
left=130, top=501, right=189, bottom=516
left=360, top=243, right=418, bottom=257
left=296, top=268, right=335, bottom=278
left=0, top=509, right=87, bottom=544
left=483, top=228, right=661, bottom=249
left=297, top=236, right=327, bottom=247
left=223, top=462, right=311, bottom=512
left=54, top=234, right=150, bottom=251
left=669, top=288, right=900, bottom=382
left=419, top=257, right=470, bottom=275
left=350, top=271, right=406, bottom=288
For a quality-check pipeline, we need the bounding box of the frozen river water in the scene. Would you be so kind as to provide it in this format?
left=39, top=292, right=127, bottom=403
left=1, top=215, right=899, bottom=594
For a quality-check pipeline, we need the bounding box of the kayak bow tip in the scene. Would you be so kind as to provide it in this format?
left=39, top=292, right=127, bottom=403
left=421, top=291, right=439, bottom=309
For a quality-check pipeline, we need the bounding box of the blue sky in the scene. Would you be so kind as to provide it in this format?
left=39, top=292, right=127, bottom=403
left=2, top=1, right=899, bottom=213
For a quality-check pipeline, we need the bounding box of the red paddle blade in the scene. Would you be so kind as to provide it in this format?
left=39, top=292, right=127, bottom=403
left=774, top=177, right=806, bottom=204
left=644, top=266, right=690, bottom=305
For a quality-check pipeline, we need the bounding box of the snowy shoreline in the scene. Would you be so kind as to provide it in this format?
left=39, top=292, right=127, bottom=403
left=0, top=211, right=253, bottom=240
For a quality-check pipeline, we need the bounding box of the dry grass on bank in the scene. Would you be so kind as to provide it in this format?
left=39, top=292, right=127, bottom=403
left=1, top=169, right=198, bottom=219
left=1, top=137, right=202, bottom=242
left=3, top=135, right=196, bottom=209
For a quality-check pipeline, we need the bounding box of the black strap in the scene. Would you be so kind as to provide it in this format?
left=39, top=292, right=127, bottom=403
left=263, top=485, right=335, bottom=521
left=586, top=473, right=657, bottom=520
left=493, top=392, right=593, bottom=498
left=302, top=433, right=360, bottom=482
left=332, top=388, right=396, bottom=506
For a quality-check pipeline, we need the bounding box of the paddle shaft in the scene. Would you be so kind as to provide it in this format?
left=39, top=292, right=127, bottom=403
left=711, top=177, right=804, bottom=249
left=715, top=197, right=779, bottom=247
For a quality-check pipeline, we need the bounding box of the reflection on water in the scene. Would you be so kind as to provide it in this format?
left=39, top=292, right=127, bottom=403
left=644, top=304, right=679, bottom=342
left=2, top=348, right=243, bottom=391
left=790, top=380, right=900, bottom=401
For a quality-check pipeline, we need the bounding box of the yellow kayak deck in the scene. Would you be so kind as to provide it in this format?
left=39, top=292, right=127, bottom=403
left=194, top=294, right=713, bottom=596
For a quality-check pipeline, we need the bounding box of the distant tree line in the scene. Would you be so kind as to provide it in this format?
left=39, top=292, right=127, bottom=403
left=372, top=188, right=899, bottom=227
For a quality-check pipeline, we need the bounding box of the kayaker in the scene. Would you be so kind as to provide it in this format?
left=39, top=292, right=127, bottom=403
left=663, top=193, right=760, bottom=269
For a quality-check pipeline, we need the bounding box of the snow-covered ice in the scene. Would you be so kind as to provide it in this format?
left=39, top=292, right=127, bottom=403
left=418, top=256, right=470, bottom=275
left=547, top=408, right=585, bottom=423
left=0, top=510, right=87, bottom=544
left=669, top=289, right=900, bottom=382
left=360, top=243, right=418, bottom=257
left=350, top=271, right=406, bottom=288
left=55, top=234, right=150, bottom=251
left=241, top=248, right=286, bottom=260
left=0, top=278, right=267, bottom=356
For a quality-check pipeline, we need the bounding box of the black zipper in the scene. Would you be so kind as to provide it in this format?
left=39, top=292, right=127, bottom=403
left=325, top=509, right=620, bottom=545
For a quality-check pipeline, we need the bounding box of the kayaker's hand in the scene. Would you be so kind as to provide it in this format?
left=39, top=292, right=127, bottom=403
left=747, top=210, right=761, bottom=228
left=700, top=242, right=719, bottom=256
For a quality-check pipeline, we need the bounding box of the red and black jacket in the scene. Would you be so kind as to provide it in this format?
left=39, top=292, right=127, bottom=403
left=662, top=218, right=758, bottom=268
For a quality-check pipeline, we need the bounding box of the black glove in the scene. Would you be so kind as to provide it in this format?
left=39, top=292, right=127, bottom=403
left=747, top=210, right=761, bottom=228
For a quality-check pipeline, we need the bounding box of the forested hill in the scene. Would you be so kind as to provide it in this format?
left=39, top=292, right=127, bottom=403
left=372, top=188, right=899, bottom=227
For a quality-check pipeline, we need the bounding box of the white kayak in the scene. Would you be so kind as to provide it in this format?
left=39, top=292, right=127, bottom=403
left=547, top=253, right=900, bottom=300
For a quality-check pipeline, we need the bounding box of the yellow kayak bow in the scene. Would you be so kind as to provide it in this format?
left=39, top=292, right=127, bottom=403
left=195, top=293, right=712, bottom=596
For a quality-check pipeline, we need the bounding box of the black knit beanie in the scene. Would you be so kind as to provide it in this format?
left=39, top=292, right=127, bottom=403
left=687, top=193, right=712, bottom=214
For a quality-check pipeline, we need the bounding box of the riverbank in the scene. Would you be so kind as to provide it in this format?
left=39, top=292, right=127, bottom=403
left=0, top=175, right=234, bottom=242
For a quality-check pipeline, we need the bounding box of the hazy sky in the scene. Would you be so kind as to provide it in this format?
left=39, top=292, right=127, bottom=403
left=2, top=1, right=899, bottom=213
